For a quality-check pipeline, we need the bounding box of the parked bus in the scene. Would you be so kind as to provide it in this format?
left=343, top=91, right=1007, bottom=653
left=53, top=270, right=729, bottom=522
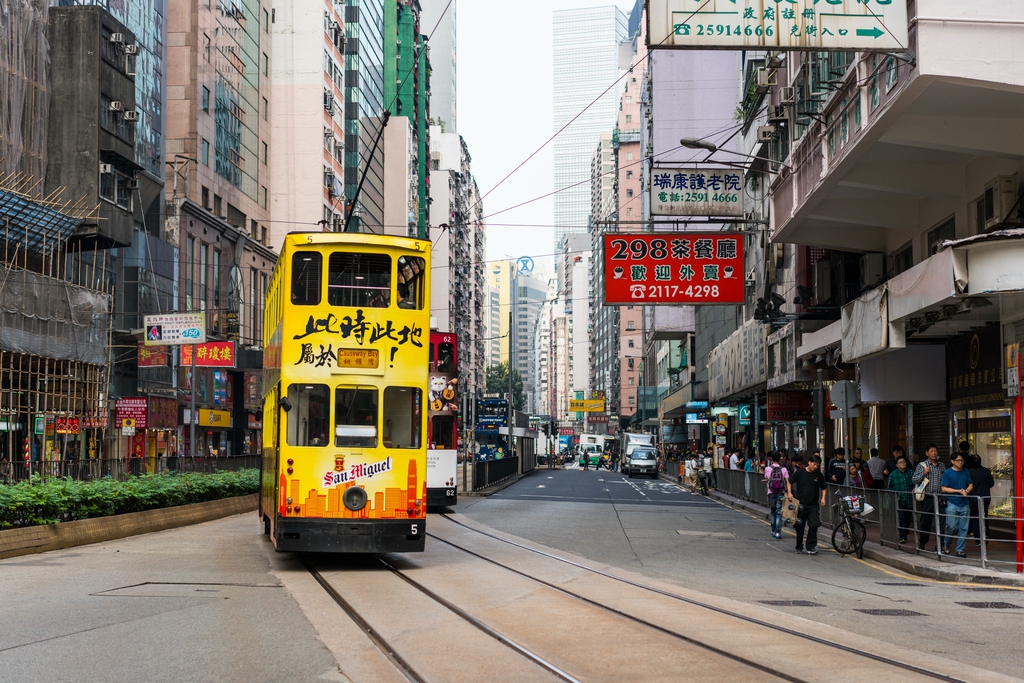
left=260, top=233, right=430, bottom=553
left=427, top=332, right=458, bottom=506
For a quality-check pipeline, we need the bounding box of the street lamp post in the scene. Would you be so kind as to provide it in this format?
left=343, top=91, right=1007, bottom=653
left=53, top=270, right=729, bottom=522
left=679, top=137, right=792, bottom=170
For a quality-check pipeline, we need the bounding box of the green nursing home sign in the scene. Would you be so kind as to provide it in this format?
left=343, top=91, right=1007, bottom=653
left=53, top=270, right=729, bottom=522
left=947, top=324, right=1004, bottom=412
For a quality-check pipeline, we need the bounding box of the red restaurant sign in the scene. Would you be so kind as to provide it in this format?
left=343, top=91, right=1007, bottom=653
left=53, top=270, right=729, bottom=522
left=181, top=341, right=236, bottom=367
left=603, top=233, right=744, bottom=304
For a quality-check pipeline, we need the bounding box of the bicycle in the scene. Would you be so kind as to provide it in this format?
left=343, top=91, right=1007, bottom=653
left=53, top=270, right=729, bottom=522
left=831, top=490, right=870, bottom=559
left=695, top=470, right=710, bottom=496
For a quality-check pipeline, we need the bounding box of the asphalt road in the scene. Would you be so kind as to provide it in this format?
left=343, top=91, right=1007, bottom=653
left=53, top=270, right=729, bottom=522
left=455, top=466, right=1024, bottom=679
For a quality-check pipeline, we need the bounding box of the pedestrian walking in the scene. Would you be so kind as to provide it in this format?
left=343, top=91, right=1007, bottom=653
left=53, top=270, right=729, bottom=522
left=968, top=453, right=994, bottom=545
left=683, top=454, right=695, bottom=490
left=702, top=451, right=716, bottom=490
left=787, top=455, right=826, bottom=555
left=912, top=444, right=947, bottom=552
left=826, top=448, right=847, bottom=485
left=940, top=452, right=973, bottom=557
left=611, top=452, right=620, bottom=473
left=581, top=451, right=589, bottom=471
left=887, top=456, right=915, bottom=544
left=765, top=453, right=790, bottom=539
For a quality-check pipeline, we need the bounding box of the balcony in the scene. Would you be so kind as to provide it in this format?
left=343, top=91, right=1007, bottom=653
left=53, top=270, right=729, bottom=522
left=770, top=5, right=1024, bottom=254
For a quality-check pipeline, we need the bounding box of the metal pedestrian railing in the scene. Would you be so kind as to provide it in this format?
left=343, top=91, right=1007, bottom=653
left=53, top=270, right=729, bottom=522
left=0, top=456, right=261, bottom=484
left=473, top=456, right=520, bottom=490
left=713, top=468, right=1024, bottom=573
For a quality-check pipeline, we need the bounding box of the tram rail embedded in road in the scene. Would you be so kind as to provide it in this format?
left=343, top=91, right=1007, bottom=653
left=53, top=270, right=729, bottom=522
left=437, top=513, right=969, bottom=683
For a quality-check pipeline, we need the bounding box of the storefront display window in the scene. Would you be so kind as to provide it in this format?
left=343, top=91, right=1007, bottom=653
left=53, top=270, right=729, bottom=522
left=957, top=408, right=1014, bottom=517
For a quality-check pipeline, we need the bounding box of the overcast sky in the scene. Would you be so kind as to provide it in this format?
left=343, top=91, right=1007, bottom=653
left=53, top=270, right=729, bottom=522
left=457, top=0, right=637, bottom=279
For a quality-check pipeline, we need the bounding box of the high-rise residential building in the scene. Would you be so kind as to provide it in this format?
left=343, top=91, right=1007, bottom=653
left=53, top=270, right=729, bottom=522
left=588, top=132, right=616, bottom=430
left=383, top=0, right=430, bottom=237
left=344, top=0, right=386, bottom=233
left=428, top=126, right=486, bottom=398
left=552, top=5, right=626, bottom=252
left=420, top=0, right=456, bottom=133
left=269, top=1, right=348, bottom=247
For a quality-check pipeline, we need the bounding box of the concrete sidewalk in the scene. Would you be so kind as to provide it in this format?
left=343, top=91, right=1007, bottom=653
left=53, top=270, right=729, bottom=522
left=660, top=471, right=1024, bottom=588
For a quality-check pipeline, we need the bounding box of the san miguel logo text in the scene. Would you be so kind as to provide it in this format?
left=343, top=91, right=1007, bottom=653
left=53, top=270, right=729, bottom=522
left=323, top=456, right=393, bottom=488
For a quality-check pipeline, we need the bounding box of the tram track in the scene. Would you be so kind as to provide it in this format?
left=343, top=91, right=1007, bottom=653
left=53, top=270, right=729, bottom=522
left=437, top=512, right=972, bottom=683
left=303, top=555, right=581, bottom=683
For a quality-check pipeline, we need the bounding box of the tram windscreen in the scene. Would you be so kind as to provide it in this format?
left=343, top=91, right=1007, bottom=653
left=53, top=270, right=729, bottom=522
left=328, top=253, right=391, bottom=308
left=335, top=387, right=378, bottom=447
left=286, top=384, right=329, bottom=447
left=291, top=253, right=322, bottom=306
left=383, top=387, right=422, bottom=449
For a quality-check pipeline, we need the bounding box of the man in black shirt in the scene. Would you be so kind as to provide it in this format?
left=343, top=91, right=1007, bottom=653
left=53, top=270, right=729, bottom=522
left=787, top=455, right=827, bottom=555
left=826, top=448, right=847, bottom=485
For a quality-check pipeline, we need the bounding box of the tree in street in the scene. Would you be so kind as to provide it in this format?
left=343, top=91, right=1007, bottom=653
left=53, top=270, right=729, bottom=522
left=485, top=362, right=525, bottom=411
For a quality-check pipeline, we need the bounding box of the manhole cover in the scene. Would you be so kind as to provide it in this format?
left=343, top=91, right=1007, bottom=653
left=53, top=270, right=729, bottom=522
left=956, top=602, right=1021, bottom=610
left=876, top=582, right=924, bottom=587
left=855, top=609, right=927, bottom=617
left=759, top=600, right=824, bottom=607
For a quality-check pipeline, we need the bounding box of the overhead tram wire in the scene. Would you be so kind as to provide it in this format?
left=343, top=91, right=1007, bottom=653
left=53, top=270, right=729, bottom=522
left=469, top=0, right=718, bottom=215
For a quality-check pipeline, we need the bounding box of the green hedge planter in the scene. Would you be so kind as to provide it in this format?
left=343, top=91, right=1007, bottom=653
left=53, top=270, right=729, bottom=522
left=0, top=469, right=260, bottom=529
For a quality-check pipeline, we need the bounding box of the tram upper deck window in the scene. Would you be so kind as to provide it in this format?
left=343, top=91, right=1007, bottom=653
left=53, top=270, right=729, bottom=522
left=291, top=253, right=322, bottom=306
left=335, top=387, right=378, bottom=447
left=329, top=253, right=391, bottom=308
left=383, top=387, right=422, bottom=449
left=286, top=384, right=330, bottom=447
left=396, top=256, right=426, bottom=310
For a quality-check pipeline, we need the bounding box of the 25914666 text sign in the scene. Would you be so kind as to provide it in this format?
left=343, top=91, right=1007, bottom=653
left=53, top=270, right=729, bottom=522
left=603, top=233, right=744, bottom=305
left=648, top=0, right=908, bottom=51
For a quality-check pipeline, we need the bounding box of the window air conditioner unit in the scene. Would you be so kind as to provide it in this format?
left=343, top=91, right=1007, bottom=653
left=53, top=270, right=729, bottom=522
left=109, top=33, right=125, bottom=44
left=984, top=175, right=1019, bottom=230
left=126, top=178, right=140, bottom=190
left=124, top=44, right=139, bottom=55
left=755, top=67, right=776, bottom=92
left=757, top=125, right=778, bottom=142
left=108, top=100, right=124, bottom=111
left=99, top=163, right=113, bottom=174
left=780, top=86, right=796, bottom=104
left=123, top=110, right=138, bottom=121
left=860, top=253, right=884, bottom=290
left=768, top=104, right=789, bottom=123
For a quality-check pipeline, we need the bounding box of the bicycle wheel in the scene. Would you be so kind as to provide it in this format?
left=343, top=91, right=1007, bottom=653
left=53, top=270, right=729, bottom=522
left=831, top=521, right=856, bottom=556
left=853, top=520, right=867, bottom=559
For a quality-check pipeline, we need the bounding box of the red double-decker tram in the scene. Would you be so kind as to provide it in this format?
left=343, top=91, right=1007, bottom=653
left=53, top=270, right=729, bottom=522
left=427, top=332, right=459, bottom=506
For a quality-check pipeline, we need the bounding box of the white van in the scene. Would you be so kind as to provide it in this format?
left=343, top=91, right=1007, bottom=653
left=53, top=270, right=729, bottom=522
left=620, top=433, right=657, bottom=477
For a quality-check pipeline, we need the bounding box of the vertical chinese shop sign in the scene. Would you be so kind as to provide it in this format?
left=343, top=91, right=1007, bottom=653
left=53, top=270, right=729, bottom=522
left=603, top=233, right=744, bottom=304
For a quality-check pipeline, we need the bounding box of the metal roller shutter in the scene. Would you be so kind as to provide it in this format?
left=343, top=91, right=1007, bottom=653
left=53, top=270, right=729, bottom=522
left=913, top=402, right=952, bottom=460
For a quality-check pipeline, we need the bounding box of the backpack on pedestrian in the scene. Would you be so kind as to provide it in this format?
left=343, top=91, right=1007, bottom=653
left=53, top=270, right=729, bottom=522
left=767, top=464, right=786, bottom=494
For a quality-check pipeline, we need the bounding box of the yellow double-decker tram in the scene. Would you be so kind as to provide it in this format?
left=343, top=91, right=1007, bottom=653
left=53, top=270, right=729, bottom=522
left=261, top=233, right=430, bottom=553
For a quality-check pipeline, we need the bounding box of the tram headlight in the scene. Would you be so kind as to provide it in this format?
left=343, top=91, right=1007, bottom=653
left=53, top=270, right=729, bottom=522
left=287, top=459, right=294, bottom=466
left=343, top=486, right=368, bottom=511
left=287, top=467, right=293, bottom=474
left=286, top=497, right=293, bottom=504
